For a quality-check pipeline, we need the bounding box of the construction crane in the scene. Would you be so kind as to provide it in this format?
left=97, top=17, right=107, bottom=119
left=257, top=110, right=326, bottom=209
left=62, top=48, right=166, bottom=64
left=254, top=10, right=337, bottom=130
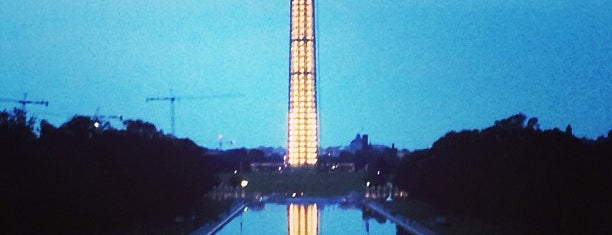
left=92, top=107, right=123, bottom=129
left=218, top=133, right=236, bottom=150
left=0, top=93, right=49, bottom=112
left=93, top=107, right=123, bottom=121
left=145, top=94, right=242, bottom=136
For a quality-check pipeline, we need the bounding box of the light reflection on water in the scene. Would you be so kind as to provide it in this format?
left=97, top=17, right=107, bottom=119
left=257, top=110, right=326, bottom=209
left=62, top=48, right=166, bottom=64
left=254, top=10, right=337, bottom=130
left=215, top=203, right=401, bottom=235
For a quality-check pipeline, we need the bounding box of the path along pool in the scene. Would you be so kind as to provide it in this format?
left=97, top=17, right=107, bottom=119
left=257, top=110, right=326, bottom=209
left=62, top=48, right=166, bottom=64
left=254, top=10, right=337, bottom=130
left=212, top=202, right=407, bottom=235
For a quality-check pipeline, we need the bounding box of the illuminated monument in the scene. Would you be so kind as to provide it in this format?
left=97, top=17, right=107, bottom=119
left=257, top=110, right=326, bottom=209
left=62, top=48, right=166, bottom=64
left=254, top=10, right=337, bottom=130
left=287, top=0, right=318, bottom=166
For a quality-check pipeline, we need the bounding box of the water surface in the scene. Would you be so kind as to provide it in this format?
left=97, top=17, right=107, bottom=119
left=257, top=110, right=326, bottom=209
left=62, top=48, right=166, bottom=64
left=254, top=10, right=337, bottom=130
left=216, top=203, right=401, bottom=235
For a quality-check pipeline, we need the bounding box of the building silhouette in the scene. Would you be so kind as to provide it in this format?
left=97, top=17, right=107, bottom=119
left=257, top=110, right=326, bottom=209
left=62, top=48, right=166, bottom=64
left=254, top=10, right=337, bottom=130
left=286, top=0, right=318, bottom=166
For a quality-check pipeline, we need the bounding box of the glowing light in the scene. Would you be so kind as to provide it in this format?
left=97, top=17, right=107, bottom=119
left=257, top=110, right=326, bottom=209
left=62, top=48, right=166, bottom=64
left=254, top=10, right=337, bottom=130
left=240, top=180, right=249, bottom=188
left=287, top=0, right=318, bottom=167
left=288, top=204, right=319, bottom=235
left=93, top=121, right=100, bottom=128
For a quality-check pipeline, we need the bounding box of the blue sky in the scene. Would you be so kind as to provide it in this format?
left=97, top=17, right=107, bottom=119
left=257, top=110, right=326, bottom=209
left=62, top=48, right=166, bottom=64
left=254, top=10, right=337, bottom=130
left=1, top=0, right=610, bottom=150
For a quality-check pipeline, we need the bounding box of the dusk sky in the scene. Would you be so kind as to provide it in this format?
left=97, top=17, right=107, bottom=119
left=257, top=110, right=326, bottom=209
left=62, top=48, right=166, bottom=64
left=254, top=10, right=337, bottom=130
left=1, top=0, right=610, bottom=150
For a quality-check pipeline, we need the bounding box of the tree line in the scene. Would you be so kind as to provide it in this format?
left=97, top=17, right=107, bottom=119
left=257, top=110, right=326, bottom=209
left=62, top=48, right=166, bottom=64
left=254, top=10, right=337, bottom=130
left=1, top=108, right=218, bottom=234
left=3, top=108, right=610, bottom=234
left=394, top=113, right=611, bottom=234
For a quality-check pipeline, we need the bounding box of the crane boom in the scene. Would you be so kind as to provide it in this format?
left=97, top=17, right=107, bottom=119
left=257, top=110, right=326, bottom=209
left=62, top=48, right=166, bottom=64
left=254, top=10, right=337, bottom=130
left=93, top=108, right=123, bottom=121
left=145, top=93, right=242, bottom=136
left=0, top=93, right=49, bottom=112
left=146, top=96, right=177, bottom=135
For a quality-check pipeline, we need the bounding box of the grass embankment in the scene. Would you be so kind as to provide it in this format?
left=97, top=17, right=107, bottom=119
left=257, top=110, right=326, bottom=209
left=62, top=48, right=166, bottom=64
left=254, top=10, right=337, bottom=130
left=220, top=170, right=365, bottom=197
left=114, top=198, right=235, bottom=235
left=386, top=199, right=513, bottom=235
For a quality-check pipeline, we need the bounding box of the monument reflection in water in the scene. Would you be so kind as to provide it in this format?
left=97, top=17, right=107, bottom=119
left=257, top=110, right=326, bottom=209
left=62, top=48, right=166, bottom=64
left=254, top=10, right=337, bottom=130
left=215, top=203, right=399, bottom=235
left=287, top=204, right=319, bottom=235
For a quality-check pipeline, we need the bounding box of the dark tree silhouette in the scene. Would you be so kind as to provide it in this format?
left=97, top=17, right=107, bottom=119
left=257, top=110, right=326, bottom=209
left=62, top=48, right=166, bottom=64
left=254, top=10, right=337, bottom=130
left=1, top=113, right=219, bottom=234
left=123, top=119, right=160, bottom=138
left=565, top=124, right=573, bottom=136
left=526, top=117, right=539, bottom=130
left=395, top=114, right=611, bottom=234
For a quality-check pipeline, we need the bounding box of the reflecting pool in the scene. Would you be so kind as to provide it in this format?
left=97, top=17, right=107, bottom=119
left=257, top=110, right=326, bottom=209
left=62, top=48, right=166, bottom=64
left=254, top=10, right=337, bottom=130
left=215, top=203, right=404, bottom=235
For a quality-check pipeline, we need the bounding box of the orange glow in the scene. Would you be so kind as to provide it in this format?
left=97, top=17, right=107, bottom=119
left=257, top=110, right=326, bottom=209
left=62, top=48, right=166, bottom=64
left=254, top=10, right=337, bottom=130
left=287, top=204, right=319, bottom=235
left=287, top=0, right=318, bottom=167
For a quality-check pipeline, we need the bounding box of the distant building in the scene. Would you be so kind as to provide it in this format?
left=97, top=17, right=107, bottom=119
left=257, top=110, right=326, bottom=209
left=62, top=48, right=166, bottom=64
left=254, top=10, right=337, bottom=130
left=250, top=162, right=285, bottom=172
left=346, top=133, right=371, bottom=153
left=362, top=134, right=369, bottom=151
left=348, top=134, right=363, bottom=152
